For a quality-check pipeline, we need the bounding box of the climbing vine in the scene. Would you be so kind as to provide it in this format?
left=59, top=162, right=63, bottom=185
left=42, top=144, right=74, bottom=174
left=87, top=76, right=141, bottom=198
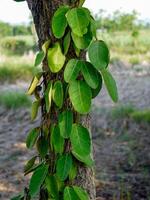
left=12, top=0, right=118, bottom=199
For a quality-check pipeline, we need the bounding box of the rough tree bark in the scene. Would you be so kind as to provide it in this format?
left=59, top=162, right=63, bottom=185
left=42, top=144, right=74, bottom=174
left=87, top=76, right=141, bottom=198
left=25, top=0, right=96, bottom=199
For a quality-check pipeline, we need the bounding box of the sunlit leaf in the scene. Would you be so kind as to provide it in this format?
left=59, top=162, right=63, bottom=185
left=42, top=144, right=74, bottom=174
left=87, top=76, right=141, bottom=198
left=69, top=162, right=77, bottom=181
left=47, top=42, right=66, bottom=73
left=27, top=73, right=42, bottom=95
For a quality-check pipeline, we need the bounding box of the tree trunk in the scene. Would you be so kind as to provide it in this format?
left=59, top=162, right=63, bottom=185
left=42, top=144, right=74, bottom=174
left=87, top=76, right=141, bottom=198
left=26, top=0, right=96, bottom=199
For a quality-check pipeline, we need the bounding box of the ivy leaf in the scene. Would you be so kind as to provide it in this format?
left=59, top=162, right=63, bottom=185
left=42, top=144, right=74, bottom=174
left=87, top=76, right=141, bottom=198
left=26, top=127, right=40, bottom=149
left=34, top=40, right=50, bottom=67
left=70, top=124, right=91, bottom=158
left=58, top=110, right=73, bottom=138
left=51, top=125, right=64, bottom=154
left=101, top=69, right=118, bottom=102
left=79, top=0, right=85, bottom=6
left=73, top=186, right=89, bottom=200
left=88, top=40, right=110, bottom=70
left=31, top=100, right=40, bottom=121
left=69, top=162, right=77, bottom=181
left=45, top=175, right=59, bottom=199
left=71, top=29, right=92, bottom=50
left=56, top=154, right=72, bottom=181
left=81, top=61, right=99, bottom=89
left=52, top=81, right=64, bottom=108
left=64, top=59, right=81, bottom=83
left=47, top=42, right=66, bottom=73
left=29, top=164, right=48, bottom=198
left=36, top=136, right=48, bottom=158
left=27, top=73, right=42, bottom=95
left=90, top=18, right=97, bottom=38
left=72, top=151, right=94, bottom=167
left=63, top=31, right=71, bottom=55
left=91, top=73, right=103, bottom=98
left=45, top=82, right=53, bottom=113
left=69, top=80, right=92, bottom=114
left=66, top=8, right=90, bottom=37
left=24, top=156, right=37, bottom=174
left=34, top=51, right=45, bottom=67
left=52, top=6, right=69, bottom=39
left=64, top=186, right=79, bottom=200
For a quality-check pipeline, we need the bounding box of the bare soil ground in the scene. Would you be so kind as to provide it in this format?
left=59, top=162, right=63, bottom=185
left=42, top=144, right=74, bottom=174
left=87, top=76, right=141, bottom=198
left=0, top=62, right=150, bottom=200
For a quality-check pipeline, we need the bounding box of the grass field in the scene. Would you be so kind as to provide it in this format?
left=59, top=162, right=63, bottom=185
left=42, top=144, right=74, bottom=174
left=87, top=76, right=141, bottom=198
left=98, top=29, right=150, bottom=64
left=0, top=30, right=150, bottom=82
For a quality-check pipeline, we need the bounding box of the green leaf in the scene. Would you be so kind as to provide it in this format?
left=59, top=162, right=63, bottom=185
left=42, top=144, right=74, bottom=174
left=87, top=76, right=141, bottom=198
left=11, top=192, right=24, bottom=200
left=90, top=18, right=97, bottom=38
left=66, top=8, right=90, bottom=37
left=91, top=73, right=103, bottom=98
left=47, top=42, right=66, bottom=73
left=70, top=124, right=91, bottom=158
left=69, top=162, right=77, bottom=181
left=51, top=125, right=64, bottom=154
left=34, top=40, right=50, bottom=67
left=31, top=100, right=40, bottom=121
left=79, top=0, right=86, bottom=6
left=69, top=80, right=92, bottom=114
left=26, top=128, right=39, bottom=149
left=34, top=51, right=45, bottom=67
left=24, top=156, right=37, bottom=174
left=58, top=110, right=73, bottom=138
left=73, top=186, right=89, bottom=200
left=101, top=69, right=118, bottom=102
left=45, top=82, right=53, bottom=113
left=52, top=81, right=64, bottom=108
left=27, top=73, right=42, bottom=95
left=36, top=136, right=48, bottom=158
left=72, top=151, right=94, bottom=167
left=63, top=31, right=71, bottom=55
left=42, top=40, right=51, bottom=54
left=88, top=40, right=110, bottom=70
left=56, top=154, right=72, bottom=181
left=64, top=186, right=79, bottom=200
left=52, top=6, right=69, bottom=39
left=81, top=61, right=99, bottom=89
left=45, top=175, right=59, bottom=199
left=64, top=59, right=81, bottom=83
left=71, top=29, right=92, bottom=50
left=29, top=164, right=48, bottom=197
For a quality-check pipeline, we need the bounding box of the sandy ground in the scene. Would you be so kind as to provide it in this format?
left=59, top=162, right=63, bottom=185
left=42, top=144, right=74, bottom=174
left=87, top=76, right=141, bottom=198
left=0, top=62, right=150, bottom=200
